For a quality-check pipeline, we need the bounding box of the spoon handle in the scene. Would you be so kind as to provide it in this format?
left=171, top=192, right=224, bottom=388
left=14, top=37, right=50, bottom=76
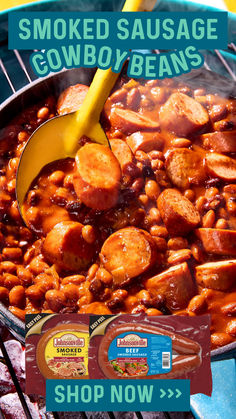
left=65, top=0, right=157, bottom=155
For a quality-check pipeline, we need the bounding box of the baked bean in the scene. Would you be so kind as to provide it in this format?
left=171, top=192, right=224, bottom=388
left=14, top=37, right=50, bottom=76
left=151, top=159, right=164, bottom=171
left=226, top=198, right=236, bottom=216
left=167, top=237, right=188, bottom=250
left=171, top=138, right=191, bottom=148
left=125, top=295, right=138, bottom=309
left=211, top=332, right=232, bottom=347
left=29, top=256, right=49, bottom=275
left=5, top=235, right=18, bottom=247
left=152, top=237, right=167, bottom=252
left=2, top=247, right=22, bottom=262
left=49, top=170, right=65, bottom=185
left=215, top=218, right=228, bottom=229
left=112, top=289, right=128, bottom=300
left=148, top=207, right=161, bottom=224
left=188, top=295, right=207, bottom=314
left=202, top=210, right=215, bottom=228
left=8, top=200, right=21, bottom=222
left=226, top=320, right=236, bottom=337
left=0, top=191, right=11, bottom=208
left=17, top=266, right=33, bottom=286
left=18, top=130, right=29, bottom=143
left=62, top=275, right=85, bottom=285
left=0, top=176, right=7, bottom=190
left=205, top=187, right=220, bottom=200
left=7, top=179, right=16, bottom=194
left=209, top=103, right=227, bottom=122
left=9, top=285, right=25, bottom=308
left=195, top=196, right=207, bottom=213
left=201, top=288, right=215, bottom=301
left=132, top=304, right=146, bottom=313
left=35, top=273, right=58, bottom=291
left=135, top=150, right=150, bottom=164
left=221, top=302, right=236, bottom=316
left=9, top=306, right=25, bottom=321
left=23, top=247, right=35, bottom=264
left=25, top=285, right=44, bottom=302
left=0, top=261, right=16, bottom=274
left=0, top=286, right=9, bottom=302
left=96, top=268, right=113, bottom=285
left=145, top=180, right=160, bottom=201
left=4, top=274, right=22, bottom=289
left=138, top=194, right=149, bottom=206
left=146, top=308, right=163, bottom=316
left=131, top=177, right=144, bottom=193
left=191, top=243, right=204, bottom=263
left=82, top=225, right=96, bottom=244
left=15, top=143, right=26, bottom=157
left=223, top=184, right=236, bottom=194
left=45, top=289, right=66, bottom=312
left=63, top=174, right=74, bottom=190
left=184, top=189, right=195, bottom=202
left=87, top=263, right=99, bottom=280
left=167, top=249, right=192, bottom=265
left=150, top=225, right=168, bottom=238
left=25, top=207, right=41, bottom=227
left=7, top=158, right=19, bottom=179
left=61, top=284, right=80, bottom=303
left=51, top=187, right=69, bottom=206
left=137, top=289, right=151, bottom=302
left=126, top=88, right=141, bottom=110
left=37, top=106, right=49, bottom=120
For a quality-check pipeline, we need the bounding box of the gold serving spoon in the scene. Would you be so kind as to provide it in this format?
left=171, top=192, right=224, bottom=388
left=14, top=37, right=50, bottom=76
left=16, top=0, right=157, bottom=221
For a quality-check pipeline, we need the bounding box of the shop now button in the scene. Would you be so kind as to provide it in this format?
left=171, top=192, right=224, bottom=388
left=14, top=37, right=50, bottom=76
left=46, top=379, right=190, bottom=412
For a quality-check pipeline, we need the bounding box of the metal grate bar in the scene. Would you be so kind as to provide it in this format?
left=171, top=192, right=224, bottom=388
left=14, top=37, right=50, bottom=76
left=214, top=49, right=236, bottom=81
left=228, top=42, right=236, bottom=53
left=0, top=58, right=16, bottom=93
left=13, top=49, right=32, bottom=83
left=0, top=335, right=33, bottom=419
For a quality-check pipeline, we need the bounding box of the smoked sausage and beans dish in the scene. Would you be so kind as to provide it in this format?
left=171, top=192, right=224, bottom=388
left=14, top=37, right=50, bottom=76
left=0, top=76, right=236, bottom=349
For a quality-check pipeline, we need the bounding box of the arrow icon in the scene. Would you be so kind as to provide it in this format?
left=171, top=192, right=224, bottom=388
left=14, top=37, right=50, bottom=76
left=160, top=389, right=166, bottom=398
left=176, top=389, right=182, bottom=398
left=168, top=389, right=174, bottom=398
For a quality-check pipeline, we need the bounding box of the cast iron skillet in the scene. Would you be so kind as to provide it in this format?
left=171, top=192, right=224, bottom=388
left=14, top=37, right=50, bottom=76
left=0, top=67, right=236, bottom=360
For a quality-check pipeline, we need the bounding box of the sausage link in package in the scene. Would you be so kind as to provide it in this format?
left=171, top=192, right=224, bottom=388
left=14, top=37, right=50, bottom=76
left=25, top=313, right=212, bottom=396
left=88, top=314, right=212, bottom=395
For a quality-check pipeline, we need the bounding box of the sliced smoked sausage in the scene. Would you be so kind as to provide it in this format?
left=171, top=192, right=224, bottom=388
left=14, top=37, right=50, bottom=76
left=42, top=221, right=95, bottom=271
left=196, top=228, right=236, bottom=256
left=110, top=139, right=134, bottom=173
left=166, top=148, right=206, bottom=189
left=73, top=143, right=121, bottom=210
left=205, top=152, right=236, bottom=182
left=109, top=107, right=160, bottom=134
left=157, top=189, right=200, bottom=236
left=195, top=260, right=236, bottom=291
left=57, top=84, right=89, bottom=115
left=126, top=131, right=164, bottom=154
left=100, top=227, right=157, bottom=286
left=145, top=262, right=195, bottom=310
left=200, top=131, right=236, bottom=153
left=159, top=93, right=209, bottom=136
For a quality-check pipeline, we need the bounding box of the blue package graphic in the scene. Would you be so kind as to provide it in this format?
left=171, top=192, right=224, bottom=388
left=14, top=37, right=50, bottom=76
left=107, top=332, right=172, bottom=376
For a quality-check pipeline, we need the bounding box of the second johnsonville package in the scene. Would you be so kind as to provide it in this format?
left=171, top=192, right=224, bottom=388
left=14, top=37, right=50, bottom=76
left=25, top=313, right=212, bottom=396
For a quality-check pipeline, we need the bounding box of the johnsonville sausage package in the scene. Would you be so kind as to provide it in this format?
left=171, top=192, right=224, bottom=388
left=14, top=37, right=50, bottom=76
left=25, top=313, right=90, bottom=396
left=88, top=314, right=212, bottom=396
left=25, top=313, right=212, bottom=397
